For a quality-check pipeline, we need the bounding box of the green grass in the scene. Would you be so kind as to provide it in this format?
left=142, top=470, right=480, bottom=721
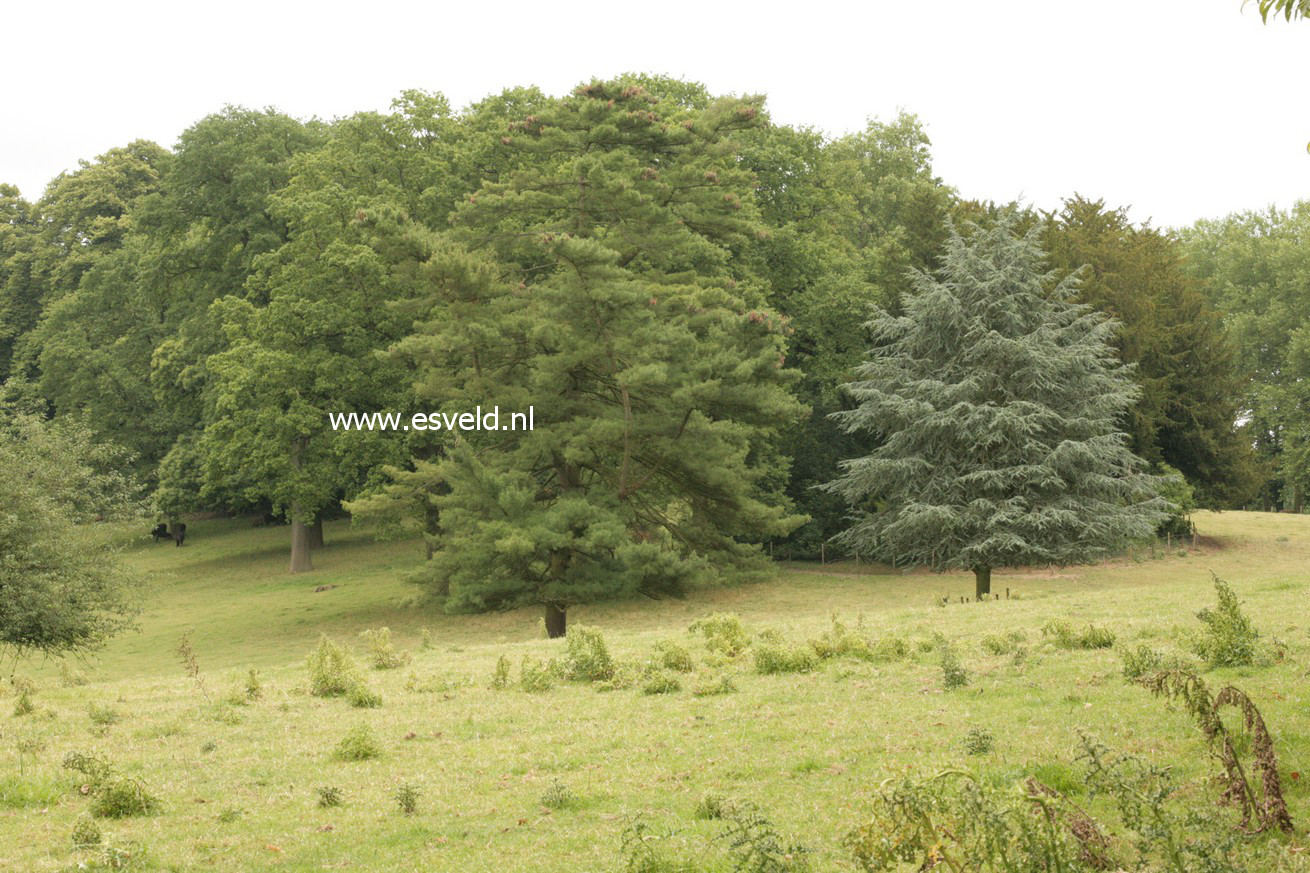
left=3, top=511, right=1310, bottom=870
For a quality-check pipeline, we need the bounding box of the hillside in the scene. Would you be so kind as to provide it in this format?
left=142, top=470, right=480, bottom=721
left=3, top=511, right=1309, bottom=871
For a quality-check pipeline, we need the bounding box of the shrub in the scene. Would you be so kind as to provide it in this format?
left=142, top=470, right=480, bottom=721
left=11, top=676, right=36, bottom=716
left=87, top=703, right=120, bottom=727
left=719, top=802, right=811, bottom=872
left=1120, top=643, right=1169, bottom=680
left=691, top=672, right=738, bottom=697
left=642, top=671, right=682, bottom=695
left=1194, top=574, right=1259, bottom=667
left=394, top=782, right=421, bottom=816
left=332, top=724, right=382, bottom=761
left=937, top=636, right=968, bottom=690
left=753, top=643, right=818, bottom=675
left=564, top=624, right=615, bottom=682
left=359, top=627, right=411, bottom=670
left=491, top=655, right=511, bottom=689
left=420, top=628, right=433, bottom=651
left=71, top=812, right=102, bottom=848
left=519, top=656, right=558, bottom=692
left=1042, top=620, right=1116, bottom=650
left=91, top=777, right=158, bottom=818
left=347, top=685, right=382, bottom=709
left=59, top=661, right=90, bottom=688
left=870, top=635, right=910, bottom=663
left=306, top=635, right=363, bottom=697
left=541, top=779, right=578, bottom=810
left=962, top=727, right=995, bottom=756
left=809, top=617, right=876, bottom=661
left=315, top=786, right=344, bottom=808
left=694, top=792, right=734, bottom=820
left=653, top=639, right=695, bottom=673
left=241, top=669, right=262, bottom=701
left=689, top=613, right=751, bottom=657
left=981, top=630, right=1027, bottom=656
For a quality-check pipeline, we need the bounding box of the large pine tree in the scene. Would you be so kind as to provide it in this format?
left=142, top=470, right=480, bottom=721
left=388, top=78, right=805, bottom=636
left=826, top=215, right=1167, bottom=598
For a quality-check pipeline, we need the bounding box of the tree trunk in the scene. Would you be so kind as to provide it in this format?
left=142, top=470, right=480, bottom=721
left=289, top=518, right=313, bottom=573
left=1294, top=486, right=1305, bottom=515
left=308, top=517, right=324, bottom=550
left=544, top=603, right=566, bottom=639
left=974, top=566, right=991, bottom=600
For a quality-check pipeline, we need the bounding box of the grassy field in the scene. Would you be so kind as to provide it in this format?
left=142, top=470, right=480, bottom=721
left=3, top=511, right=1310, bottom=871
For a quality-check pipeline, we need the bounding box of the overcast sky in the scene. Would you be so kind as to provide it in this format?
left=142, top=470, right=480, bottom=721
left=5, top=0, right=1306, bottom=228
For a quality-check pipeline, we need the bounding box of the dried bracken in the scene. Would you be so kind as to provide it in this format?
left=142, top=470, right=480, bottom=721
left=1140, top=669, right=1293, bottom=834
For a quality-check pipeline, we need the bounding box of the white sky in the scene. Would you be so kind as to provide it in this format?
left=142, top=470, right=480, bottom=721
left=4, top=0, right=1307, bottom=229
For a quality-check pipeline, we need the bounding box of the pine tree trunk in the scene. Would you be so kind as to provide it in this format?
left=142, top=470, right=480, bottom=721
left=544, top=604, right=566, bottom=639
left=308, top=517, right=324, bottom=549
left=1295, top=486, right=1305, bottom=515
left=974, top=566, right=991, bottom=600
left=289, top=517, right=313, bottom=573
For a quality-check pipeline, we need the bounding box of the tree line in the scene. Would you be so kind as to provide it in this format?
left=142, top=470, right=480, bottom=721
left=0, top=74, right=1302, bottom=635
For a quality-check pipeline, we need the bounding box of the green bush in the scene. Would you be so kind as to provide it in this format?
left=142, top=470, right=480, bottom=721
left=564, top=624, right=615, bottom=682
left=359, top=627, right=411, bottom=670
left=71, top=812, right=101, bottom=848
left=1194, top=574, right=1259, bottom=667
left=753, top=642, right=819, bottom=675
left=694, top=792, right=734, bottom=820
left=306, top=635, right=363, bottom=697
left=332, top=724, right=382, bottom=761
left=980, top=630, right=1027, bottom=656
left=1042, top=620, right=1116, bottom=650
left=809, top=617, right=876, bottom=661
left=653, top=639, right=695, bottom=673
left=315, top=785, right=344, bottom=808
left=689, top=613, right=751, bottom=657
left=519, top=655, right=558, bottom=692
left=937, top=636, right=968, bottom=690
left=90, top=777, right=158, bottom=818
left=87, top=703, right=120, bottom=727
left=490, top=655, right=511, bottom=689
left=541, top=779, right=579, bottom=810
left=10, top=676, right=36, bottom=716
left=962, top=727, right=995, bottom=756
left=690, top=672, right=738, bottom=697
left=347, top=685, right=382, bottom=708
left=641, top=671, right=682, bottom=695
left=394, top=782, right=421, bottom=816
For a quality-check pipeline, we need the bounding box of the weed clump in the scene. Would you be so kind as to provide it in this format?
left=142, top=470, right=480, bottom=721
left=653, top=639, right=695, bottom=673
left=306, top=635, right=363, bottom=697
left=62, top=751, right=158, bottom=818
left=490, top=655, right=511, bottom=689
left=694, top=792, right=734, bottom=820
left=809, top=616, right=876, bottom=661
left=394, top=782, right=421, bottom=816
left=519, top=655, right=558, bottom=692
left=11, top=676, right=36, bottom=716
left=315, top=786, right=344, bottom=808
left=1042, top=620, right=1116, bottom=650
left=1119, top=643, right=1179, bottom=681
left=359, top=627, right=411, bottom=669
left=332, top=724, right=382, bottom=761
left=87, top=703, right=120, bottom=727
left=71, top=812, right=101, bottom=848
left=541, top=779, right=578, bottom=810
left=689, top=613, right=751, bottom=657
left=691, top=672, right=738, bottom=697
left=564, top=625, right=615, bottom=682
left=936, top=636, right=968, bottom=690
left=1194, top=574, right=1259, bottom=667
left=641, top=671, right=682, bottom=695
left=962, top=727, right=995, bottom=756
left=347, top=685, right=382, bottom=708
left=981, top=630, right=1027, bottom=656
left=91, top=778, right=158, bottom=819
left=754, top=642, right=819, bottom=675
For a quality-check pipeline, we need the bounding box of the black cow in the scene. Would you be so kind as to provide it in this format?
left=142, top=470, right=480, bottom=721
left=173, top=522, right=187, bottom=547
left=151, top=523, right=170, bottom=543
